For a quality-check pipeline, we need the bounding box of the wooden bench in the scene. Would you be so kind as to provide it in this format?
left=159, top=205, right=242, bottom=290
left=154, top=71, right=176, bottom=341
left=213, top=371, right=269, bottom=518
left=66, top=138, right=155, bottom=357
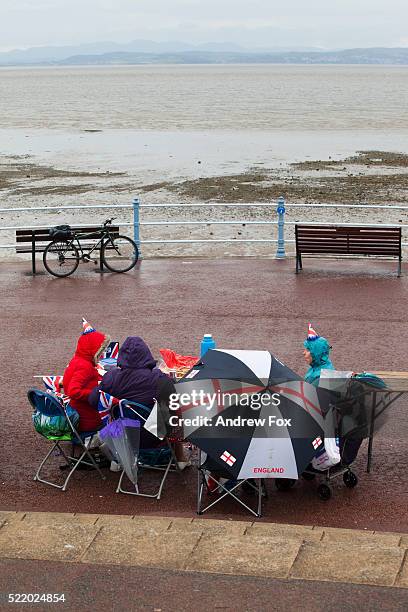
left=295, top=224, right=402, bottom=276
left=16, top=225, right=120, bottom=275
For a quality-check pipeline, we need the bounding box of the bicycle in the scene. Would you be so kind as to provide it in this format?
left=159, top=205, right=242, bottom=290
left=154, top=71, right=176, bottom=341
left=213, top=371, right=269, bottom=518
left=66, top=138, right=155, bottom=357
left=43, top=218, right=139, bottom=278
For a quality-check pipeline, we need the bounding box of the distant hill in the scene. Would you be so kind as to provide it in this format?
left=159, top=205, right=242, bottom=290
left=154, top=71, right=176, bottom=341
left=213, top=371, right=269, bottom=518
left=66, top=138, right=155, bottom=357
left=1, top=42, right=408, bottom=66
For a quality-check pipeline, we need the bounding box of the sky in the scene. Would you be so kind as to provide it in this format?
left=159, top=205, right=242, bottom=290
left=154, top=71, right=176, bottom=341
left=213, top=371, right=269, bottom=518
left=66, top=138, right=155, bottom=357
left=0, top=0, right=408, bottom=52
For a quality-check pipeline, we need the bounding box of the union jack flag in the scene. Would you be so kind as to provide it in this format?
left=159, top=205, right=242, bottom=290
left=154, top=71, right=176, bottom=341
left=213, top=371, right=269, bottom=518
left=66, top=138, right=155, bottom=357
left=43, top=375, right=63, bottom=392
left=103, top=341, right=119, bottom=360
left=98, top=391, right=119, bottom=426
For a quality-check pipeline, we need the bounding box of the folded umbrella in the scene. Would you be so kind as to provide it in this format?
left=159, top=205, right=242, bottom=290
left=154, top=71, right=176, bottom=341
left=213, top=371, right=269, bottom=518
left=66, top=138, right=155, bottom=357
left=98, top=406, right=141, bottom=485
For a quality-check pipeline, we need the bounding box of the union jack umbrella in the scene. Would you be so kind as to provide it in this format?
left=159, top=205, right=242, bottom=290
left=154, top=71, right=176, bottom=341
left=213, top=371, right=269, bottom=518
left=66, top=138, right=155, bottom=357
left=175, top=349, right=330, bottom=480
left=98, top=390, right=119, bottom=426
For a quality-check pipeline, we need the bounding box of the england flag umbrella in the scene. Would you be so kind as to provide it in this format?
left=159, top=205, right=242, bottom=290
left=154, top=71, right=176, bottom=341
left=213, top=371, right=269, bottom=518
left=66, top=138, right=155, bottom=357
left=174, top=349, right=329, bottom=480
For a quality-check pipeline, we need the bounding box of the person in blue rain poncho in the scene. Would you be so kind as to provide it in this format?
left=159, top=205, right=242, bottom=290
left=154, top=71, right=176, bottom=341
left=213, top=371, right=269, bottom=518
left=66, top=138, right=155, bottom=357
left=303, top=323, right=335, bottom=386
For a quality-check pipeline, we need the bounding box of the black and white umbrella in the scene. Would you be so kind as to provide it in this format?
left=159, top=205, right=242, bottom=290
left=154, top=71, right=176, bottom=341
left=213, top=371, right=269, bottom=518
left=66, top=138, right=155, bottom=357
left=174, top=348, right=329, bottom=480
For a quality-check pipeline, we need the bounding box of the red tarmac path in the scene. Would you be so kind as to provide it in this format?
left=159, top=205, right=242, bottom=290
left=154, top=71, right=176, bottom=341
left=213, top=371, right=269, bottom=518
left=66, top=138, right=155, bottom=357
left=1, top=258, right=407, bottom=531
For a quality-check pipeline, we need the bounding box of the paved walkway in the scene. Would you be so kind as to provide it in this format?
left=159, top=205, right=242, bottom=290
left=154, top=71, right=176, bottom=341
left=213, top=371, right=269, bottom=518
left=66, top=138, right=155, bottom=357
left=2, top=259, right=407, bottom=531
left=0, top=511, right=407, bottom=591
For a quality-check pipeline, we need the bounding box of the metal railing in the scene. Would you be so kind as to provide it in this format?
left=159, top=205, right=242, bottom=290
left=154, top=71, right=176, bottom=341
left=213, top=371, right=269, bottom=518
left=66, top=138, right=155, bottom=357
left=1, top=197, right=408, bottom=257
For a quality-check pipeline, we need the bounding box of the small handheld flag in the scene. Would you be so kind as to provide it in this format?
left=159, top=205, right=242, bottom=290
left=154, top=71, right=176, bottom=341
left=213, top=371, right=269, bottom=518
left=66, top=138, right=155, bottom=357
left=98, top=391, right=119, bottom=426
left=102, top=341, right=119, bottom=360
left=43, top=375, right=63, bottom=392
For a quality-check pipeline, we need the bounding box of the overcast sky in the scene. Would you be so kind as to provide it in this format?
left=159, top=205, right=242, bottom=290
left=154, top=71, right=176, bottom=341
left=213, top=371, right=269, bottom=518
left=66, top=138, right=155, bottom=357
left=1, top=0, right=408, bottom=51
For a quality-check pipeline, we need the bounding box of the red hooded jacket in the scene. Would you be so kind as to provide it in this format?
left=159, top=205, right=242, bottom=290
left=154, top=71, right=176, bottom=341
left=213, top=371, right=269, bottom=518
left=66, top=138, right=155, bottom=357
left=63, top=330, right=108, bottom=432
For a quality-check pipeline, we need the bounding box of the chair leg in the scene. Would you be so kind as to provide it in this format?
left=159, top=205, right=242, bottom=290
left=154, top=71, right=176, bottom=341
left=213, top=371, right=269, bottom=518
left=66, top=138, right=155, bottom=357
left=117, top=452, right=174, bottom=499
left=62, top=447, right=106, bottom=491
left=257, top=479, right=262, bottom=517
left=196, top=473, right=262, bottom=518
left=34, top=442, right=71, bottom=490
left=197, top=468, right=207, bottom=515
left=58, top=436, right=107, bottom=491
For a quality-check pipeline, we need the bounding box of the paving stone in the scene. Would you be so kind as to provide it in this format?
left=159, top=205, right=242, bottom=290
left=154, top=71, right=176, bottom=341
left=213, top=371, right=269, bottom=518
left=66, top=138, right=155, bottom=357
left=399, top=534, right=408, bottom=548
left=291, top=542, right=405, bottom=586
left=94, top=514, right=136, bottom=526
left=0, top=512, right=25, bottom=527
left=185, top=535, right=302, bottom=578
left=22, top=512, right=96, bottom=525
left=169, top=518, right=251, bottom=535
left=247, top=523, right=323, bottom=542
left=94, top=516, right=172, bottom=532
left=83, top=525, right=200, bottom=569
left=322, top=528, right=401, bottom=547
left=166, top=516, right=194, bottom=526
left=395, top=552, right=408, bottom=587
left=0, top=522, right=100, bottom=562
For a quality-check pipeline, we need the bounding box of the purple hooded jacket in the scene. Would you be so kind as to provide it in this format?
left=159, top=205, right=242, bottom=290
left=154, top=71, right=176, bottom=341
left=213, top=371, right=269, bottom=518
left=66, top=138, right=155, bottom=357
left=89, top=336, right=168, bottom=409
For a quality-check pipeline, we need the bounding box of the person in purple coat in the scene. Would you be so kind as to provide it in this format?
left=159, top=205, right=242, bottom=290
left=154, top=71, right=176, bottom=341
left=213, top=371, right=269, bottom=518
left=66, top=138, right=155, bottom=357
left=90, top=336, right=166, bottom=409
left=89, top=336, right=190, bottom=467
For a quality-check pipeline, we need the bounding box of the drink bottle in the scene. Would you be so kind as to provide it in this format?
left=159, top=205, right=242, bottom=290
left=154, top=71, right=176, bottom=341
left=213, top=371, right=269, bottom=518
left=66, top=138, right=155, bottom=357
left=200, top=334, right=216, bottom=357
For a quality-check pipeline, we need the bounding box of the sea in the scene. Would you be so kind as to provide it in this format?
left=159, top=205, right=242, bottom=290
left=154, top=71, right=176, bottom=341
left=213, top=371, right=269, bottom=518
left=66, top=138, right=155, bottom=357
left=0, top=64, right=408, bottom=177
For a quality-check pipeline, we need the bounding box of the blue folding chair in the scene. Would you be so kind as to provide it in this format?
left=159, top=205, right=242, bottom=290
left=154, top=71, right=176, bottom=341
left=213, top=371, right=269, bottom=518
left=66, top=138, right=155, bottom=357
left=28, top=388, right=106, bottom=491
left=114, top=399, right=179, bottom=500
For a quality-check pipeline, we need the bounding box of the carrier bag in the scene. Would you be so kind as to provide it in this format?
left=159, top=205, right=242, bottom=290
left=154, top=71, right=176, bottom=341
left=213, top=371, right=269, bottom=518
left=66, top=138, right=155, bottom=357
left=311, top=406, right=341, bottom=470
left=32, top=404, right=79, bottom=441
left=312, top=437, right=341, bottom=471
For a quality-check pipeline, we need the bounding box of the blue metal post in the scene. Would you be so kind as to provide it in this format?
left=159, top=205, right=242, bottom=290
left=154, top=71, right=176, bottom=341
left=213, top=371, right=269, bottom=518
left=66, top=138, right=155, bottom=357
left=132, top=197, right=141, bottom=258
left=275, top=196, right=286, bottom=259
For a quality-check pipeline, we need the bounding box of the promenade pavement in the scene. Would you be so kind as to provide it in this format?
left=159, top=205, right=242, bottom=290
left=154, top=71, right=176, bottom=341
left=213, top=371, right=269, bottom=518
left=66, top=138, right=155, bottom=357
left=1, top=258, right=407, bottom=530
left=0, top=511, right=407, bottom=610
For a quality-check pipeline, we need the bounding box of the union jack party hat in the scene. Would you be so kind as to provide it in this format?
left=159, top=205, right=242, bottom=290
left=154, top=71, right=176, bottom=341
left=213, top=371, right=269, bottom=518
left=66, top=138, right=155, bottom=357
left=307, top=323, right=319, bottom=341
left=82, top=317, right=96, bottom=335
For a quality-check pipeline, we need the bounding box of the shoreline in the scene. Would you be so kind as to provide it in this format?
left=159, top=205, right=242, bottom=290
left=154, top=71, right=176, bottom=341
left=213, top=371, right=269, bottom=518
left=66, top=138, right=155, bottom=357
left=1, top=132, right=408, bottom=258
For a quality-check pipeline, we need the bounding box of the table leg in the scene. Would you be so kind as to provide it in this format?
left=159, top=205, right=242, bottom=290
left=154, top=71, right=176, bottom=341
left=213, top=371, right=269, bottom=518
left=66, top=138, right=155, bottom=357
left=366, top=391, right=376, bottom=473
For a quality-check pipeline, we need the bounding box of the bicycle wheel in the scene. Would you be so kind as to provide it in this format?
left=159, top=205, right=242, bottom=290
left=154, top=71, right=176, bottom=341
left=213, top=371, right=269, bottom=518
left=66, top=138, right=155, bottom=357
left=43, top=239, right=80, bottom=277
left=101, top=235, right=139, bottom=273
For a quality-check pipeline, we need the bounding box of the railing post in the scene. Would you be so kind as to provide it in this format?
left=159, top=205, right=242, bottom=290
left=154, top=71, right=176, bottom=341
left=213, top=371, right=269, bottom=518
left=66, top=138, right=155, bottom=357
left=275, top=196, right=286, bottom=259
left=132, top=197, right=141, bottom=258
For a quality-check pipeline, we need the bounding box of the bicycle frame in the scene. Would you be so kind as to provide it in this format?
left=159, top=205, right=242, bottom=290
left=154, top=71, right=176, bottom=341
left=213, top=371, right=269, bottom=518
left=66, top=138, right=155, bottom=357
left=66, top=227, right=117, bottom=261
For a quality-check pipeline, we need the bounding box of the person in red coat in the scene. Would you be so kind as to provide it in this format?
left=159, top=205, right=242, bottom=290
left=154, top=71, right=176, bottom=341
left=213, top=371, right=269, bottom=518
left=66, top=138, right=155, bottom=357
left=63, top=318, right=110, bottom=432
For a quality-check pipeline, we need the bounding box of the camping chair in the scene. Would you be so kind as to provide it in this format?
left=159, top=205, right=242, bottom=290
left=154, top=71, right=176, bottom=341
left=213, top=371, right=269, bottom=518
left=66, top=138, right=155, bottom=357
left=197, top=451, right=266, bottom=518
left=28, top=388, right=106, bottom=491
left=114, top=399, right=179, bottom=500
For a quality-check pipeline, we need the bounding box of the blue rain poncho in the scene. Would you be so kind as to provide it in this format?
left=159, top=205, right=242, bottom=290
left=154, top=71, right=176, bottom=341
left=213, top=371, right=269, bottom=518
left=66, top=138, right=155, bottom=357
left=304, top=336, right=334, bottom=387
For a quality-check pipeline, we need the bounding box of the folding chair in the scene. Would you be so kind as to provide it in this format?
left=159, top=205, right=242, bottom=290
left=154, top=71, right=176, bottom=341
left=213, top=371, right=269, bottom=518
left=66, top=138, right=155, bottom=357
left=197, top=450, right=266, bottom=518
left=114, top=400, right=179, bottom=500
left=28, top=388, right=106, bottom=491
